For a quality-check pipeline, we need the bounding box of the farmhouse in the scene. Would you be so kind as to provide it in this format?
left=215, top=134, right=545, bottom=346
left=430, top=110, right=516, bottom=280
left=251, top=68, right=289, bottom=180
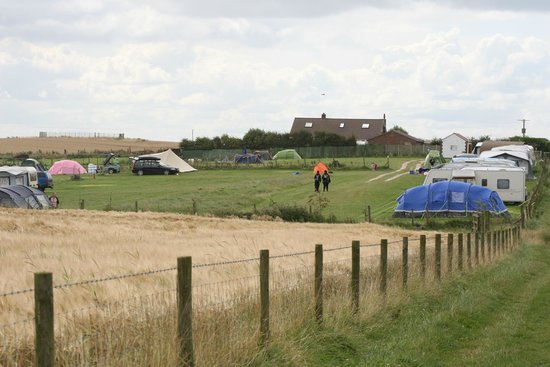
left=368, top=129, right=424, bottom=145
left=442, top=133, right=470, bottom=158
left=290, top=113, right=386, bottom=144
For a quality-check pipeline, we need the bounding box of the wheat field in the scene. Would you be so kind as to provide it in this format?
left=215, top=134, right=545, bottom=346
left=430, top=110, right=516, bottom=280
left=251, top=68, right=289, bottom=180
left=0, top=207, right=421, bottom=325
left=0, top=137, right=179, bottom=155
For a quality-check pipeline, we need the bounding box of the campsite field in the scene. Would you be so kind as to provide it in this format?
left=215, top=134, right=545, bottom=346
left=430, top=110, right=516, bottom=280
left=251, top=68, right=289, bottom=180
left=48, top=158, right=426, bottom=222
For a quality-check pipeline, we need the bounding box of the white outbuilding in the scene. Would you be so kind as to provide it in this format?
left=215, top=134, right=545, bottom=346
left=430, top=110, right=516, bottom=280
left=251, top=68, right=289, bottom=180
left=442, top=133, right=470, bottom=158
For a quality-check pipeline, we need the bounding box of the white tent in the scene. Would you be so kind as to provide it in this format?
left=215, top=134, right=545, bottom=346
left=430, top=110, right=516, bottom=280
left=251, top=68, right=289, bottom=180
left=141, top=149, right=197, bottom=173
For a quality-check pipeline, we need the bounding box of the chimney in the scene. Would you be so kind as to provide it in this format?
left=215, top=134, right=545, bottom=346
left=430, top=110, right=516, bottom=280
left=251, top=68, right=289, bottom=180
left=321, top=113, right=326, bottom=119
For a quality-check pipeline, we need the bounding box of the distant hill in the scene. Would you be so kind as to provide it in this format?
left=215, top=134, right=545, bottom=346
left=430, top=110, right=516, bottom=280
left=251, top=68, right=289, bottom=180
left=0, top=137, right=179, bottom=156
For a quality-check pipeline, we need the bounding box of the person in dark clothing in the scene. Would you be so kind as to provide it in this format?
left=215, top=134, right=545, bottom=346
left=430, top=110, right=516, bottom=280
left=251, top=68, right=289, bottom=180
left=314, top=171, right=321, bottom=192
left=322, top=170, right=331, bottom=192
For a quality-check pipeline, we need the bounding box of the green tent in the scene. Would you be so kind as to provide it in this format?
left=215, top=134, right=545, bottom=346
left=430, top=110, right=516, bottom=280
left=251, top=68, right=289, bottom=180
left=422, top=150, right=445, bottom=168
left=273, top=149, right=302, bottom=160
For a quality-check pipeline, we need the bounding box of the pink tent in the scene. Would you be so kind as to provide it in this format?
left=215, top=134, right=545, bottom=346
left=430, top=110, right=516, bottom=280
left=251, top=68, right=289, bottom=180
left=48, top=160, right=87, bottom=175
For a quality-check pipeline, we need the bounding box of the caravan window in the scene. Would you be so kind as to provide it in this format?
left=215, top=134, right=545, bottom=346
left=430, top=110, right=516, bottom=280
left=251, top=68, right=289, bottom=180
left=481, top=179, right=488, bottom=187
left=497, top=179, right=510, bottom=189
left=432, top=178, right=448, bottom=183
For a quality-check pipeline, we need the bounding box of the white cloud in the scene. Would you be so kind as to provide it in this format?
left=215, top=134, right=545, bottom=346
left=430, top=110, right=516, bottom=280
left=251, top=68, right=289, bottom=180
left=1, top=1, right=550, bottom=141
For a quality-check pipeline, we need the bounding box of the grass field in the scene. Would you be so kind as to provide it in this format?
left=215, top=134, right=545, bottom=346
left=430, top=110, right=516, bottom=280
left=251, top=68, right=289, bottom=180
left=1, top=155, right=544, bottom=366
left=49, top=157, right=425, bottom=223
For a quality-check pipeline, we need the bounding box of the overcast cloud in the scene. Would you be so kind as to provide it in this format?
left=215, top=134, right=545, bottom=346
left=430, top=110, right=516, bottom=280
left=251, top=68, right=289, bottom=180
left=1, top=0, right=549, bottom=142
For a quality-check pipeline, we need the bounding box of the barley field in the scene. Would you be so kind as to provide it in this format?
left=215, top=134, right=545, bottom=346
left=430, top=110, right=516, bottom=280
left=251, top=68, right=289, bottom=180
left=0, top=207, right=421, bottom=325
left=0, top=137, right=179, bottom=155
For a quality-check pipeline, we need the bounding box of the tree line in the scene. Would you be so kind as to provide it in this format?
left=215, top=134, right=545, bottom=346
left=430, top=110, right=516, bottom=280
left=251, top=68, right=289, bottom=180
left=180, top=129, right=356, bottom=150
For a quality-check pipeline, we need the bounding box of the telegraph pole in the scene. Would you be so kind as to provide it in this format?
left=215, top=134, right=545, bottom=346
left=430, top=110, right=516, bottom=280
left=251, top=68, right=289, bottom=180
left=518, top=119, right=529, bottom=138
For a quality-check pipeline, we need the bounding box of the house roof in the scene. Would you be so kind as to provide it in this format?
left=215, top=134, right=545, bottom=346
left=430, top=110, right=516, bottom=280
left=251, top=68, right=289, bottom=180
left=368, top=129, right=424, bottom=144
left=290, top=115, right=386, bottom=141
left=443, top=132, right=469, bottom=141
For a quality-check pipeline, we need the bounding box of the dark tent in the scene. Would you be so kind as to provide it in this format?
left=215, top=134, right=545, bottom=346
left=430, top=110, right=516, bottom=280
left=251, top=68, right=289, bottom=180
left=393, top=181, right=508, bottom=218
left=0, top=185, right=51, bottom=209
left=234, top=154, right=263, bottom=164
left=0, top=188, right=28, bottom=208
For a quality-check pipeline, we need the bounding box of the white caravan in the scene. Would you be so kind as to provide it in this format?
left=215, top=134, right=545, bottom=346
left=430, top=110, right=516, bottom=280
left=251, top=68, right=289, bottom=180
left=423, top=165, right=526, bottom=203
left=0, top=166, right=39, bottom=188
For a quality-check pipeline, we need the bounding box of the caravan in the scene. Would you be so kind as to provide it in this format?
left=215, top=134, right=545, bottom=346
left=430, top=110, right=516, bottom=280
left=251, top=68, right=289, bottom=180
left=0, top=166, right=39, bottom=188
left=423, top=165, right=526, bottom=203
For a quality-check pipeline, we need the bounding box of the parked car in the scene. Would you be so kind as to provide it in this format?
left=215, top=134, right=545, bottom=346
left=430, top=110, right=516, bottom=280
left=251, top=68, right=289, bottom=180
left=101, top=153, right=121, bottom=174
left=131, top=157, right=179, bottom=176
left=20, top=158, right=54, bottom=190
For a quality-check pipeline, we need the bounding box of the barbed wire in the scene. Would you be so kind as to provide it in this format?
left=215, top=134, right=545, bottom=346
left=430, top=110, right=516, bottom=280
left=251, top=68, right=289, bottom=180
left=193, top=257, right=259, bottom=268
left=0, top=287, right=34, bottom=298
left=0, top=233, right=501, bottom=298
left=53, top=266, right=178, bottom=291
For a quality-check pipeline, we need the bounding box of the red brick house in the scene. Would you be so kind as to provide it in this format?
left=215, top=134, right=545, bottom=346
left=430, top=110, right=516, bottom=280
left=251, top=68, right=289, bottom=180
left=368, top=129, right=424, bottom=145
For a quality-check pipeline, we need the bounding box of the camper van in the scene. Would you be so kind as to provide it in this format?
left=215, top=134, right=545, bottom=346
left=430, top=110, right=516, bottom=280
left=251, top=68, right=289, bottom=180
left=423, top=165, right=526, bottom=203
left=0, top=166, right=39, bottom=188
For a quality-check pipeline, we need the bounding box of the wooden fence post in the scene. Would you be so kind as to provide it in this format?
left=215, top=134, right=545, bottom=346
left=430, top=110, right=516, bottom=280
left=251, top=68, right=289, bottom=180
left=447, top=233, right=453, bottom=274
left=380, top=239, right=388, bottom=294
left=260, top=250, right=270, bottom=348
left=474, top=232, right=480, bottom=266
left=402, top=237, right=408, bottom=291
left=35, top=272, right=54, bottom=367
left=79, top=199, right=85, bottom=210
left=315, top=244, right=323, bottom=323
left=351, top=241, right=360, bottom=314
left=480, top=229, right=485, bottom=264
left=497, top=231, right=504, bottom=256
left=458, top=233, right=464, bottom=272
left=367, top=206, right=372, bottom=223
left=177, top=257, right=194, bottom=367
left=135, top=200, right=138, bottom=212
left=420, top=235, right=427, bottom=282
left=467, top=233, right=472, bottom=270
left=486, top=231, right=492, bottom=262
left=493, top=231, right=498, bottom=258
left=435, top=234, right=441, bottom=281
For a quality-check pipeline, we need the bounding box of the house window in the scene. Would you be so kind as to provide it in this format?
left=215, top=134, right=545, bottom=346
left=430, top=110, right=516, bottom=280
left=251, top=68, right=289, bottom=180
left=339, top=123, right=345, bottom=128
left=304, top=122, right=313, bottom=128
left=361, top=123, right=370, bottom=129
left=497, top=179, right=510, bottom=189
left=481, top=179, right=488, bottom=186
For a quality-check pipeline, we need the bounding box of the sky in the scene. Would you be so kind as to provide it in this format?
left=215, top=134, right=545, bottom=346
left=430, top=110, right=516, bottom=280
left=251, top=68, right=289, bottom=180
left=1, top=1, right=550, bottom=142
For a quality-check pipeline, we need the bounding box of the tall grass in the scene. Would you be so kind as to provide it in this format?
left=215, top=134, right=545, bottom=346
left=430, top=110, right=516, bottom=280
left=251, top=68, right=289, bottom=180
left=1, top=225, right=519, bottom=366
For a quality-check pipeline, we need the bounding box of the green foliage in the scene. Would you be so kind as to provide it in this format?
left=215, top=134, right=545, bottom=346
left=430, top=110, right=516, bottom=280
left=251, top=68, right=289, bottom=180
left=428, top=137, right=442, bottom=146
left=180, top=128, right=356, bottom=151
left=509, top=135, right=550, bottom=152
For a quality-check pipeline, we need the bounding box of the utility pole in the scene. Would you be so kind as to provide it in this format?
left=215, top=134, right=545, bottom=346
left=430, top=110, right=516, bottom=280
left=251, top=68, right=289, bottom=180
left=518, top=119, right=529, bottom=138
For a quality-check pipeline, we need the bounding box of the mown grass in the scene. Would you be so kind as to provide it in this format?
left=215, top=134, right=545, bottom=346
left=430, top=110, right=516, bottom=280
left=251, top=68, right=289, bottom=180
left=49, top=157, right=424, bottom=222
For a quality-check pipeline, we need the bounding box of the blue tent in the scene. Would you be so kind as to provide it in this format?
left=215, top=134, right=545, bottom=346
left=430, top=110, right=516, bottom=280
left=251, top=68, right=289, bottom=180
left=234, top=153, right=263, bottom=164
left=393, top=181, right=508, bottom=217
